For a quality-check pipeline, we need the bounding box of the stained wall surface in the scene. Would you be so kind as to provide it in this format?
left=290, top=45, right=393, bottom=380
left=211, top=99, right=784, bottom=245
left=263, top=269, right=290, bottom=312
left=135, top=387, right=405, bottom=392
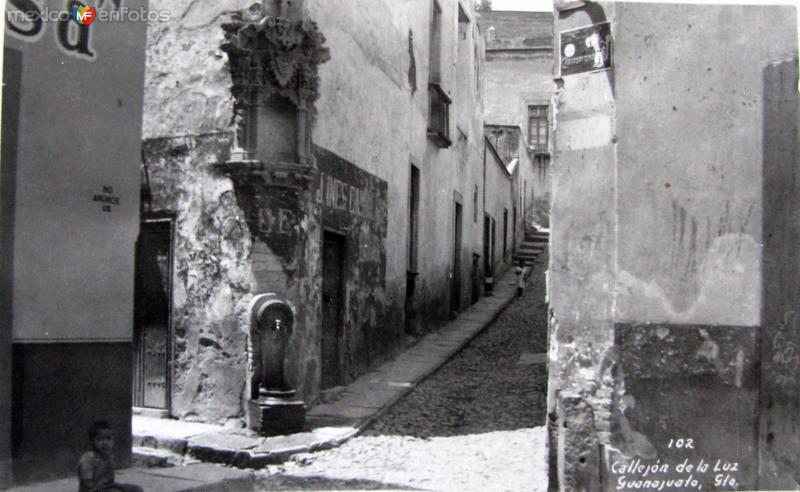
left=760, top=55, right=800, bottom=490
left=306, top=0, right=490, bottom=324
left=549, top=3, right=798, bottom=490
left=141, top=0, right=519, bottom=422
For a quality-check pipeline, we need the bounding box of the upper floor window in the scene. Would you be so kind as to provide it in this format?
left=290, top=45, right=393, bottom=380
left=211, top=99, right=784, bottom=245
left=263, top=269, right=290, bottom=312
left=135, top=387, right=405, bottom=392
left=429, top=0, right=443, bottom=83
left=458, top=3, right=469, bottom=41
left=428, top=83, right=452, bottom=148
left=528, top=105, right=549, bottom=153
left=427, top=0, right=451, bottom=148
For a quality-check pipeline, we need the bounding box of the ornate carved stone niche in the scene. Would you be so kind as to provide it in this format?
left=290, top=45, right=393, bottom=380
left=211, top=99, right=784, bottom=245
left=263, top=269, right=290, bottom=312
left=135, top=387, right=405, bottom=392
left=219, top=3, right=330, bottom=175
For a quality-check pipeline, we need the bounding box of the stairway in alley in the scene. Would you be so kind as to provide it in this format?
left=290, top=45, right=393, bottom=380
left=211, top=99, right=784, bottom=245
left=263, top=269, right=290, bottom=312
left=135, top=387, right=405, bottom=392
left=514, top=225, right=549, bottom=267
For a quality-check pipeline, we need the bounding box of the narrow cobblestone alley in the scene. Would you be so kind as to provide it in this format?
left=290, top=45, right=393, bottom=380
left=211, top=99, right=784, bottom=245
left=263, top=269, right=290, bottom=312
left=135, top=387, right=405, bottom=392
left=255, top=254, right=550, bottom=491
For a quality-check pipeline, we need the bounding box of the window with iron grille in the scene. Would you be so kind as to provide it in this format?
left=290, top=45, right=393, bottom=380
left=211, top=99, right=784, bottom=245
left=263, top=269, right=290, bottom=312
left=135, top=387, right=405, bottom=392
left=427, top=0, right=451, bottom=148
left=428, top=83, right=452, bottom=147
left=528, top=105, right=549, bottom=153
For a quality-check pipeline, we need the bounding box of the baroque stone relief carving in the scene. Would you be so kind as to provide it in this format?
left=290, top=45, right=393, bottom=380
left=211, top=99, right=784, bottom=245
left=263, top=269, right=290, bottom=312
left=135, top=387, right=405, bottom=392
left=220, top=4, right=330, bottom=132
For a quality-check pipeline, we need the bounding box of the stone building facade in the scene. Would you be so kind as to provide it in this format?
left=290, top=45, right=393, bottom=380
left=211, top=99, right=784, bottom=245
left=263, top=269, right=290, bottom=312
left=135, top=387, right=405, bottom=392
left=548, top=3, right=800, bottom=490
left=478, top=10, right=553, bottom=227
left=138, top=0, right=524, bottom=424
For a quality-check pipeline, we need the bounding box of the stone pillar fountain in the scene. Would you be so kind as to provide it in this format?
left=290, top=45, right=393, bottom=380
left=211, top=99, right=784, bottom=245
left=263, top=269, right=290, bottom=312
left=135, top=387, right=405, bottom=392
left=216, top=3, right=330, bottom=434
left=246, top=294, right=305, bottom=435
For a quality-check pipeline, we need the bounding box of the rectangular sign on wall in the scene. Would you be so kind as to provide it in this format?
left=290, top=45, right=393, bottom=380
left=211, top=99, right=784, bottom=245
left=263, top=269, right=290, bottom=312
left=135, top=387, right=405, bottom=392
left=5, top=0, right=149, bottom=342
left=559, top=21, right=612, bottom=76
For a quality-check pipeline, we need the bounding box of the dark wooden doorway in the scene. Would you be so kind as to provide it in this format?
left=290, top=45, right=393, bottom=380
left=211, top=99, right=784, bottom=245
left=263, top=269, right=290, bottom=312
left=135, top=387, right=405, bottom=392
left=483, top=214, right=491, bottom=275
left=133, top=219, right=173, bottom=410
left=322, top=231, right=345, bottom=389
left=451, top=201, right=463, bottom=314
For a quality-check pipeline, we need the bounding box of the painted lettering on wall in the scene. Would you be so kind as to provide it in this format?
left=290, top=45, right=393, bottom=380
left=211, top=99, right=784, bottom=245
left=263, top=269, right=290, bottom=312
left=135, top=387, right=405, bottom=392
left=92, top=184, right=120, bottom=213
left=5, top=0, right=127, bottom=60
left=317, top=172, right=378, bottom=220
left=257, top=207, right=296, bottom=235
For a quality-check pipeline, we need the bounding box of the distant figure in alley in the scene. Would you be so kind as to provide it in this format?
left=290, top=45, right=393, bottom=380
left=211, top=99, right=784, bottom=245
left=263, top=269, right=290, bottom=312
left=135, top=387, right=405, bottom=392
left=515, top=261, right=525, bottom=298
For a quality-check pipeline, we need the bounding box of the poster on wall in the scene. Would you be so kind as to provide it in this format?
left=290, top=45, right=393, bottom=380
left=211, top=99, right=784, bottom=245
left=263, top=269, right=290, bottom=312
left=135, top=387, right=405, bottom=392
left=559, top=21, right=612, bottom=76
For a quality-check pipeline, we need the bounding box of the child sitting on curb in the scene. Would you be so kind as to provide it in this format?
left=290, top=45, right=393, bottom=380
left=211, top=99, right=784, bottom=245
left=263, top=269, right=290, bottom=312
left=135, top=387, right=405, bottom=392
left=77, top=421, right=144, bottom=492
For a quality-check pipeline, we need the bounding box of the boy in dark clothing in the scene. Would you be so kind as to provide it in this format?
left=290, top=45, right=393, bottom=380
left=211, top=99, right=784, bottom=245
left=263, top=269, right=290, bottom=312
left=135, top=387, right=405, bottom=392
left=77, top=421, right=143, bottom=492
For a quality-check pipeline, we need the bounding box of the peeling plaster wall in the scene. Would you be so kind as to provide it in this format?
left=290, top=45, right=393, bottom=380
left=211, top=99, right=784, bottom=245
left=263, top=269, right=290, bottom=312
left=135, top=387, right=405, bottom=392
left=548, top=40, right=618, bottom=488
left=141, top=0, right=501, bottom=420
left=143, top=0, right=253, bottom=139
left=228, top=168, right=323, bottom=404
left=549, top=3, right=797, bottom=489
left=315, top=147, right=391, bottom=380
left=143, top=135, right=253, bottom=422
left=141, top=1, right=257, bottom=423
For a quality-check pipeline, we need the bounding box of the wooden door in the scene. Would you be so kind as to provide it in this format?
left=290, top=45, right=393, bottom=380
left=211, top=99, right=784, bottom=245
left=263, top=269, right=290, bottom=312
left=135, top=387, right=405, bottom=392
left=133, top=220, right=172, bottom=410
left=322, top=231, right=345, bottom=389
left=451, top=202, right=463, bottom=313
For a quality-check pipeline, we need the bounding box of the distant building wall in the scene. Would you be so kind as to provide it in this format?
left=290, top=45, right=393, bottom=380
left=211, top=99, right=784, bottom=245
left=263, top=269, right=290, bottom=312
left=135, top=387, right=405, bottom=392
left=484, top=124, right=531, bottom=251
left=548, top=3, right=798, bottom=490
left=483, top=138, right=514, bottom=273
left=479, top=10, right=553, bottom=227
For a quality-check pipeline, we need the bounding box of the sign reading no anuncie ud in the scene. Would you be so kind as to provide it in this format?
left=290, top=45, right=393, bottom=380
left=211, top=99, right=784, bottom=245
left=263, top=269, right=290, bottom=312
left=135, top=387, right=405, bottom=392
left=559, top=21, right=612, bottom=76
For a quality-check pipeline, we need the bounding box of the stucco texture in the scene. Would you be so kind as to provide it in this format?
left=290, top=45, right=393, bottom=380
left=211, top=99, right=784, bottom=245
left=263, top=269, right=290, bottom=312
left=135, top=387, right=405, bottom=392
left=143, top=134, right=253, bottom=422
left=140, top=0, right=527, bottom=423
left=549, top=2, right=798, bottom=489
left=307, top=0, right=491, bottom=326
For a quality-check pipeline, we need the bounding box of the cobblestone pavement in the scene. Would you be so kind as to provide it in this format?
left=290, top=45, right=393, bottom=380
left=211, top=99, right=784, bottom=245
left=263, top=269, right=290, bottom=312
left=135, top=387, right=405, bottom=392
left=256, top=254, right=550, bottom=491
